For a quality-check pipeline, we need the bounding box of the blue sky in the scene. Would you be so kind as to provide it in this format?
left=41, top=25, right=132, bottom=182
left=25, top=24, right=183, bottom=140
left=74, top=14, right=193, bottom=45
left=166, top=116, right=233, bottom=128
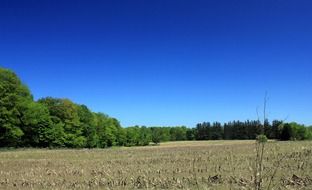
left=1, top=0, right=311, bottom=127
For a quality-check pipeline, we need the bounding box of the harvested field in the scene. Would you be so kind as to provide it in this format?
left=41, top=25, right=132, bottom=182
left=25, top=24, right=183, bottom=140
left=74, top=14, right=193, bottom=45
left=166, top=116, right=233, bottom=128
left=0, top=140, right=312, bottom=189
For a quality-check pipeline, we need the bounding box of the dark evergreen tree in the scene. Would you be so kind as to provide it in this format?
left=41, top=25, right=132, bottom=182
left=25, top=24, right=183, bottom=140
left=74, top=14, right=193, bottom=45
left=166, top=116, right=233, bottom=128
left=280, top=123, right=293, bottom=141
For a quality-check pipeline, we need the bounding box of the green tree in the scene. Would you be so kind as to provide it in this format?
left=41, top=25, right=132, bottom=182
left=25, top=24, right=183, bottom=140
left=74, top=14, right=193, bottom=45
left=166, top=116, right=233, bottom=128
left=186, top=128, right=196, bottom=140
left=0, top=68, right=33, bottom=147
left=78, top=105, right=98, bottom=148
left=95, top=113, right=121, bottom=148
left=38, top=97, right=85, bottom=148
left=151, top=127, right=162, bottom=145
left=305, top=127, right=312, bottom=140
left=44, top=122, right=66, bottom=147
left=289, top=122, right=307, bottom=140
left=139, top=126, right=151, bottom=146
left=170, top=126, right=187, bottom=141
left=115, top=127, right=126, bottom=146
left=125, top=126, right=140, bottom=146
left=18, top=101, right=54, bottom=147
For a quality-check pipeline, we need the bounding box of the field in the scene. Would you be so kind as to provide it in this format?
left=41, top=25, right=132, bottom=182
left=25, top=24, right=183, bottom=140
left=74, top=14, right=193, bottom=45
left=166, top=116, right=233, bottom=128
left=0, top=141, right=312, bottom=190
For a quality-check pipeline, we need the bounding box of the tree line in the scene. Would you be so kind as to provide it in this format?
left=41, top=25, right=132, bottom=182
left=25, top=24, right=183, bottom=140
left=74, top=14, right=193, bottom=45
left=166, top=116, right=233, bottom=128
left=0, top=68, right=124, bottom=148
left=0, top=67, right=311, bottom=148
left=128, top=120, right=312, bottom=145
left=194, top=120, right=312, bottom=141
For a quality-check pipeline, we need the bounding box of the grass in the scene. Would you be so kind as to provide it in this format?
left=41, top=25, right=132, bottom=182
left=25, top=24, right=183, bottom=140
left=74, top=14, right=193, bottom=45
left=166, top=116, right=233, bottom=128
left=0, top=140, right=311, bottom=189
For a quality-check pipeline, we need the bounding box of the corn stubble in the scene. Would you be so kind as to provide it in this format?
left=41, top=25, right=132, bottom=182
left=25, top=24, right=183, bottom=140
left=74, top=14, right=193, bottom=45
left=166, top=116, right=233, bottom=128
left=0, top=141, right=311, bottom=190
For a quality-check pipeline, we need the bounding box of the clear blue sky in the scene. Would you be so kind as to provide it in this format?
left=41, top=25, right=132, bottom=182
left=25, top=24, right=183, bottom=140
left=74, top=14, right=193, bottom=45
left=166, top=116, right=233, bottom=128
left=1, top=0, right=311, bottom=127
